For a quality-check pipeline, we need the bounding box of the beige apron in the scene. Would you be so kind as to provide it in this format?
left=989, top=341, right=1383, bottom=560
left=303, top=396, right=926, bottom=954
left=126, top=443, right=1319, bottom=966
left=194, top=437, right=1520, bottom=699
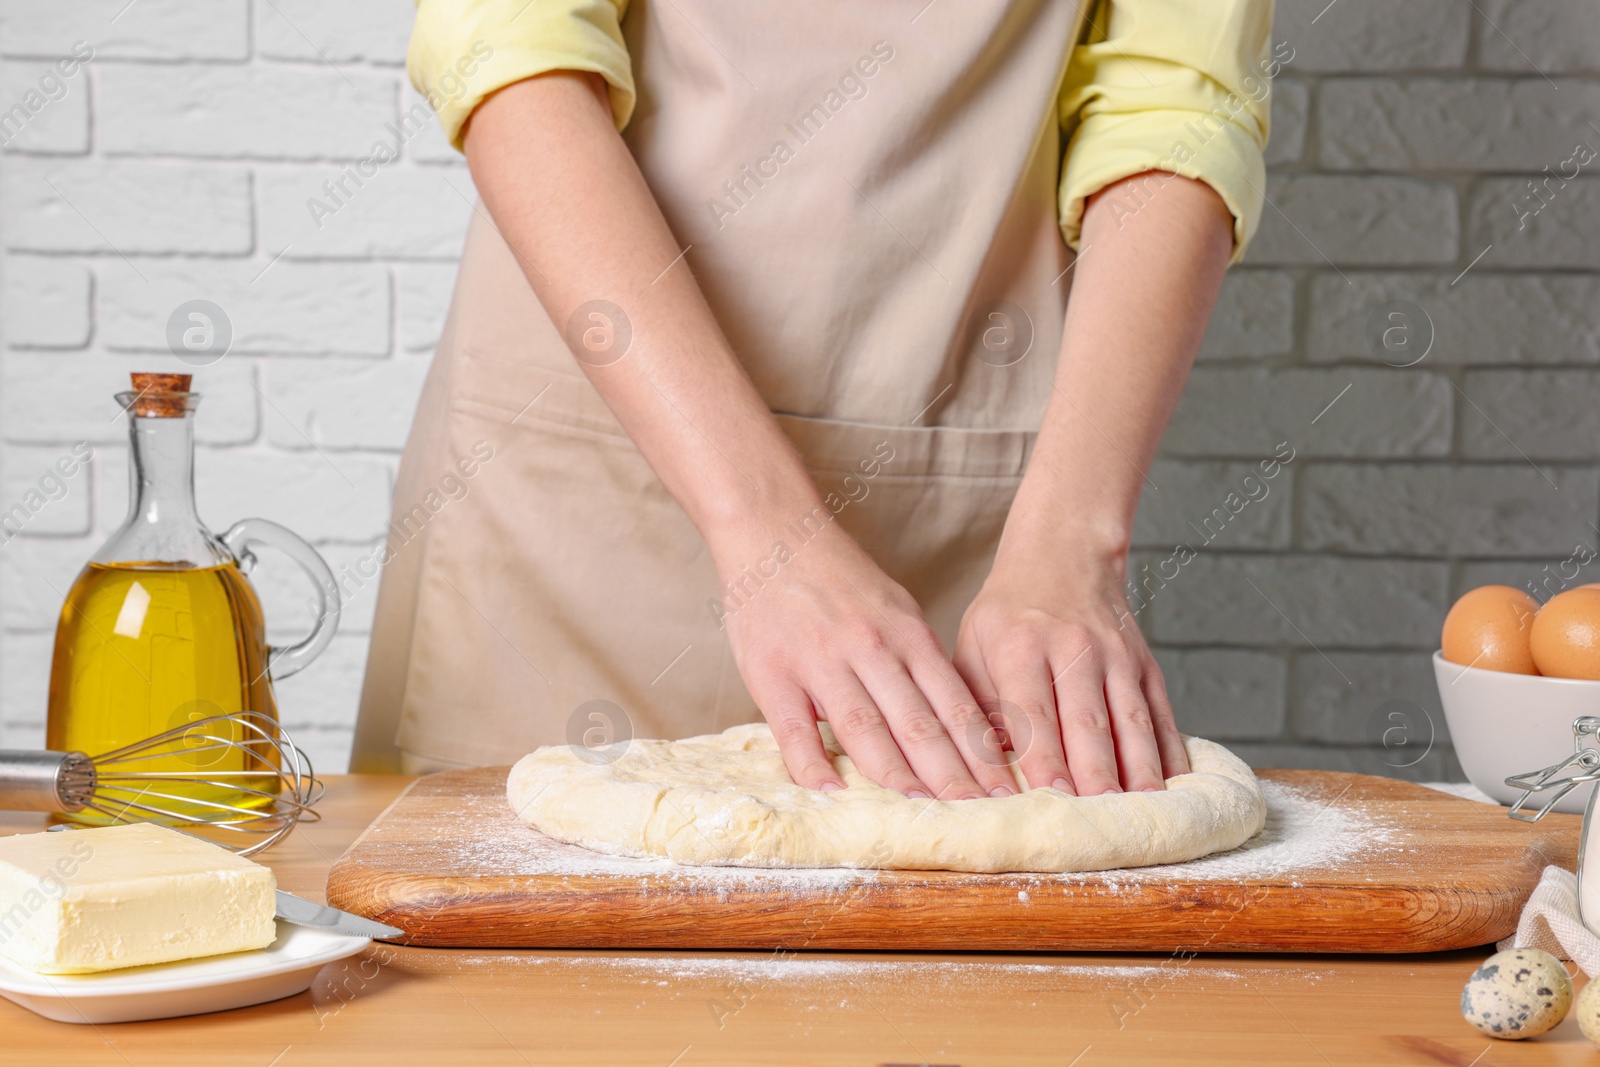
left=352, top=0, right=1089, bottom=772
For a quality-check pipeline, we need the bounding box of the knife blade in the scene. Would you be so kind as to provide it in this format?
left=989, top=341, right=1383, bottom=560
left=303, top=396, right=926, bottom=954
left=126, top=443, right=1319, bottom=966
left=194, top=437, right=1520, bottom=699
left=275, top=890, right=404, bottom=940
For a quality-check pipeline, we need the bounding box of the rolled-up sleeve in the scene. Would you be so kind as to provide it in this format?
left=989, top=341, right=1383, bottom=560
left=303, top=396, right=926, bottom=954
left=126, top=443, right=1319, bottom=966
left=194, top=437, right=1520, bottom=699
left=1058, top=0, right=1277, bottom=264
left=408, top=0, right=635, bottom=150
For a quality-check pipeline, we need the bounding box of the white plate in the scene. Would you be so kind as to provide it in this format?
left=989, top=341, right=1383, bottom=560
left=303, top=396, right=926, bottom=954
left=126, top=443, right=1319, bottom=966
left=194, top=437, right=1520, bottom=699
left=0, top=921, right=369, bottom=1024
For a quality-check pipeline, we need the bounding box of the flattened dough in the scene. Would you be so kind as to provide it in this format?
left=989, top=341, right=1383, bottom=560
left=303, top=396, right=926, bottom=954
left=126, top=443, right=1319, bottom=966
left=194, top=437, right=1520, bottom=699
left=507, top=723, right=1265, bottom=873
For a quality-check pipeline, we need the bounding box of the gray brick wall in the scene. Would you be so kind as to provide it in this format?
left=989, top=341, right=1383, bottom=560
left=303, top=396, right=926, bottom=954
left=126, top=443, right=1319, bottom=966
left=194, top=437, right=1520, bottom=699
left=1, top=0, right=1591, bottom=780
left=1150, top=0, right=1600, bottom=780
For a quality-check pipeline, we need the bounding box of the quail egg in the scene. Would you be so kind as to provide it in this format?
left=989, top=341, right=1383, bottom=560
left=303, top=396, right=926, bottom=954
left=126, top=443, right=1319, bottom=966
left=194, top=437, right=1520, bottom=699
left=1461, top=948, right=1572, bottom=1039
left=1575, top=976, right=1600, bottom=1046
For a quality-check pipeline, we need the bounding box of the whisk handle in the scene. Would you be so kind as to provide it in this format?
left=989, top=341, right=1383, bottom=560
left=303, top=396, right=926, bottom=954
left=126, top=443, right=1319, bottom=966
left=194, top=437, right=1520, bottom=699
left=0, top=751, right=94, bottom=813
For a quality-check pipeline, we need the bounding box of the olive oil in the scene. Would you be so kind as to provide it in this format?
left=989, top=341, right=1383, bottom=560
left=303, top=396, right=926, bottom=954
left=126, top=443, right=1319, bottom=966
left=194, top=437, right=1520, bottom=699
left=43, top=373, right=337, bottom=835
left=46, top=560, right=280, bottom=824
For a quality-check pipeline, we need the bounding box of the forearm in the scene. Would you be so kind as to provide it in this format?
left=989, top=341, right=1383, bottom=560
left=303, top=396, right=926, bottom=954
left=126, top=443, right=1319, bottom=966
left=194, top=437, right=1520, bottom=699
left=998, top=172, right=1235, bottom=578
left=463, top=72, right=823, bottom=560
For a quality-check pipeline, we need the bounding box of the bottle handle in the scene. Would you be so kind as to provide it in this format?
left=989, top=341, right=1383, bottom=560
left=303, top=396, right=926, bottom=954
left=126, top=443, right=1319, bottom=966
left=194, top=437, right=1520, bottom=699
left=221, top=518, right=341, bottom=681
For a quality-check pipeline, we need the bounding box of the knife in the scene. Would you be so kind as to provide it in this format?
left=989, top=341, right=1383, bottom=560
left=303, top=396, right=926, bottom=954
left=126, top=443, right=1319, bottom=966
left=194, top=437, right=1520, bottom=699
left=276, top=890, right=405, bottom=940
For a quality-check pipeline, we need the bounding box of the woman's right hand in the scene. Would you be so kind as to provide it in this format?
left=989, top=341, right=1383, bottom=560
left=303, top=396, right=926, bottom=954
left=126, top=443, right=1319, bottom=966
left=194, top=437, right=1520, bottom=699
left=714, top=519, right=1018, bottom=800
left=463, top=76, right=1004, bottom=798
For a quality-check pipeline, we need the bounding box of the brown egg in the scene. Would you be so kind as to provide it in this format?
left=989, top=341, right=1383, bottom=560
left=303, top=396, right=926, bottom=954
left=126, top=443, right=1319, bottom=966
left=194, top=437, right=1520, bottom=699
left=1441, top=585, right=1539, bottom=674
left=1531, top=587, right=1600, bottom=680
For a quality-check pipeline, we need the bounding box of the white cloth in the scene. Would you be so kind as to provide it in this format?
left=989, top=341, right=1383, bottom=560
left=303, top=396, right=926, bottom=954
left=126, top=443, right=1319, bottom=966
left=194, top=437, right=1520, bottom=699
left=1498, top=866, right=1600, bottom=977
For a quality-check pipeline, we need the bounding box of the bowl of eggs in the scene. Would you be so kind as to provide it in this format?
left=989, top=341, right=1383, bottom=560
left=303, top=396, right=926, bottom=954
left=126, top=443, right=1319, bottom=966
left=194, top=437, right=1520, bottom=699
left=1435, top=584, right=1600, bottom=813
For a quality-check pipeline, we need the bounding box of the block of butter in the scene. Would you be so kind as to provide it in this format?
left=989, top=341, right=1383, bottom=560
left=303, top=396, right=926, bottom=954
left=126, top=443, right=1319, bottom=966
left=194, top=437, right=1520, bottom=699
left=0, top=823, right=277, bottom=975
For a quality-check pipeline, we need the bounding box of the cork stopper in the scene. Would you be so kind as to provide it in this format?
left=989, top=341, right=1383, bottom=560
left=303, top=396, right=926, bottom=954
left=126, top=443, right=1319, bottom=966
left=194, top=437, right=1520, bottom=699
left=128, top=372, right=193, bottom=418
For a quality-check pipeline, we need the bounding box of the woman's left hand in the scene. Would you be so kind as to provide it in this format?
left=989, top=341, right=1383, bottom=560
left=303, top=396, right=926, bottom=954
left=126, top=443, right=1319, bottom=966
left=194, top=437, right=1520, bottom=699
left=953, top=549, right=1190, bottom=796
left=950, top=170, right=1234, bottom=797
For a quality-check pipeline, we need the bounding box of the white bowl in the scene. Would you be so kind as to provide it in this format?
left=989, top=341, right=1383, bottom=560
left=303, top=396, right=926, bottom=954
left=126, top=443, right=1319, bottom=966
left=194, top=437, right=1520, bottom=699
left=1434, top=650, right=1600, bottom=814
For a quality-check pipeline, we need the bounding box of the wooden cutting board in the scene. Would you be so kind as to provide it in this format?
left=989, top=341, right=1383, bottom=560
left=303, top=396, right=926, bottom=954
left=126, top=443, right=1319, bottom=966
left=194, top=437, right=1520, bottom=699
left=325, top=766, right=1581, bottom=954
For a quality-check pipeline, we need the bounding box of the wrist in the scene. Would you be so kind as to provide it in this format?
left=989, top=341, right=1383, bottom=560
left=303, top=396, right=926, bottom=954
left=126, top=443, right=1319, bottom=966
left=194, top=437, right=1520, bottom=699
left=1000, top=456, right=1136, bottom=557
left=702, top=492, right=839, bottom=575
left=993, top=514, right=1131, bottom=579
left=981, top=519, right=1132, bottom=620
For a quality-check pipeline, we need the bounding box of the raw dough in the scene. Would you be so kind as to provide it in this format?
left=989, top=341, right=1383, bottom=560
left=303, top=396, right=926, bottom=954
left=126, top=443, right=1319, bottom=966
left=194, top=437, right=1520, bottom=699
left=507, top=723, right=1265, bottom=873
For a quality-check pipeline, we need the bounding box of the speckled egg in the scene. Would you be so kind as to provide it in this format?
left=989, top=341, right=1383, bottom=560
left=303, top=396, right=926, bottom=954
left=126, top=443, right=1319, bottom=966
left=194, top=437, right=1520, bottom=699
left=1575, top=976, right=1600, bottom=1046
left=1461, top=948, right=1573, bottom=1039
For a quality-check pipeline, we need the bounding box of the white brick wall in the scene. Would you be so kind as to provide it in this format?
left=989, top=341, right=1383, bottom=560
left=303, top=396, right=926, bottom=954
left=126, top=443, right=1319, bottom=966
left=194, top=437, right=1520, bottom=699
left=1, top=0, right=1594, bottom=779
left=0, top=0, right=462, bottom=769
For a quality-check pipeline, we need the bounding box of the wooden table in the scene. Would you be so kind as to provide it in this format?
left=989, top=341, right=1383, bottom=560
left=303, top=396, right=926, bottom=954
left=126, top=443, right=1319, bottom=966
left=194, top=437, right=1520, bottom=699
left=3, top=775, right=1597, bottom=1067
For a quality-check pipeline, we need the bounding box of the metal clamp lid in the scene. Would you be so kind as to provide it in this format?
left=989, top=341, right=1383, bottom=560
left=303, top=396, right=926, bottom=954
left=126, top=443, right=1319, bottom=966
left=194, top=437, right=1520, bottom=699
left=1505, top=715, right=1600, bottom=822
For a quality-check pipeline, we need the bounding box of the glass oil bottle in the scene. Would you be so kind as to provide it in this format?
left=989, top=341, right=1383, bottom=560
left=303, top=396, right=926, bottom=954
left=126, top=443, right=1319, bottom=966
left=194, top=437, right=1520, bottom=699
left=46, top=373, right=339, bottom=824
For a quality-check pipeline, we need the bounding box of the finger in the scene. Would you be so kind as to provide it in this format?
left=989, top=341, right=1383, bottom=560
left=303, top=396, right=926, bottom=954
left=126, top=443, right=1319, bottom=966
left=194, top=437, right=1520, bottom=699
left=1104, top=665, right=1165, bottom=792
left=1143, top=661, right=1191, bottom=778
left=814, top=673, right=929, bottom=797
left=857, top=659, right=987, bottom=800
left=906, top=650, right=1018, bottom=798
left=755, top=680, right=845, bottom=792
left=1051, top=640, right=1122, bottom=795
left=953, top=643, right=1035, bottom=790
left=983, top=646, right=1073, bottom=795
left=952, top=634, right=997, bottom=713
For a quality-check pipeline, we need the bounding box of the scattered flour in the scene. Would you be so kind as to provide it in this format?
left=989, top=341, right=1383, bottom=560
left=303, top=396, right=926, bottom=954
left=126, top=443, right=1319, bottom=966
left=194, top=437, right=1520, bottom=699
left=432, top=953, right=1290, bottom=987
left=1045, top=778, right=1402, bottom=884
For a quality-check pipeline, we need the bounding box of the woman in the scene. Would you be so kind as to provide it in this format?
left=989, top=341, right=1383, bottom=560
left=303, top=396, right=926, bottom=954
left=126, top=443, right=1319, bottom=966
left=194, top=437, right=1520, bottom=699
left=353, top=0, right=1275, bottom=801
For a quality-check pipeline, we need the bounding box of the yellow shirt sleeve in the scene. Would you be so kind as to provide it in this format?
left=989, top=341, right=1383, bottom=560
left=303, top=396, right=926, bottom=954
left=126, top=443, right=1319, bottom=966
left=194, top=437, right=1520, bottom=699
left=1058, top=0, right=1279, bottom=264
left=407, top=0, right=636, bottom=150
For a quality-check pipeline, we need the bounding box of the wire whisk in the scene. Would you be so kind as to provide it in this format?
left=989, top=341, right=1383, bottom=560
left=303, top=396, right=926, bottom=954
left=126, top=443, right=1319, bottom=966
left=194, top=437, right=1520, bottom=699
left=0, top=711, right=323, bottom=857
left=1505, top=715, right=1600, bottom=822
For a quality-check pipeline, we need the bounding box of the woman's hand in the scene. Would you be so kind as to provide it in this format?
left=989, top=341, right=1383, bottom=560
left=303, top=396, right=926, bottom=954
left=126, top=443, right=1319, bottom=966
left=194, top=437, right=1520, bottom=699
left=714, top=520, right=1019, bottom=800
left=949, top=170, right=1234, bottom=794
left=464, top=74, right=1009, bottom=798
left=954, top=547, right=1189, bottom=795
